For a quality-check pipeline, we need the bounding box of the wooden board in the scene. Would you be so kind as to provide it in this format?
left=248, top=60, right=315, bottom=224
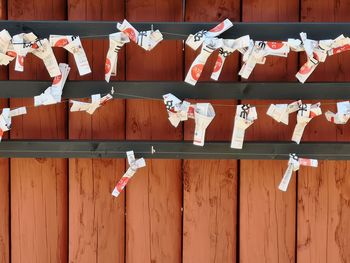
left=8, top=0, right=67, bottom=262
left=125, top=1, right=183, bottom=262
left=240, top=1, right=299, bottom=262
left=298, top=2, right=350, bottom=262
left=183, top=1, right=239, bottom=262
left=67, top=0, right=126, bottom=262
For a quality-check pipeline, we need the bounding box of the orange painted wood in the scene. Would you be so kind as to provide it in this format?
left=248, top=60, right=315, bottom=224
left=8, top=0, right=67, bottom=262
left=183, top=2, right=239, bottom=262
left=240, top=1, right=299, bottom=263
left=298, top=2, right=350, bottom=262
left=67, top=0, right=126, bottom=262
left=125, top=1, right=183, bottom=262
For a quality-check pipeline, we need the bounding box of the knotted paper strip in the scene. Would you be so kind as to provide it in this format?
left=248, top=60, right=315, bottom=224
left=34, top=63, right=71, bottom=106
left=278, top=153, right=318, bottom=191
left=163, top=93, right=191, bottom=127
left=0, top=107, right=27, bottom=141
left=0, top=29, right=15, bottom=66
left=105, top=32, right=130, bottom=82
left=266, top=100, right=301, bottom=125
left=194, top=103, right=215, bottom=146
left=231, top=104, right=257, bottom=149
left=325, top=101, right=350, bottom=124
left=117, top=19, right=163, bottom=51
left=292, top=102, right=322, bottom=144
left=112, top=151, right=146, bottom=197
left=50, top=35, right=91, bottom=76
left=10, top=33, right=38, bottom=72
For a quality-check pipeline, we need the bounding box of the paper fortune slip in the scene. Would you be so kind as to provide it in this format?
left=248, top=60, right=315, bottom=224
left=163, top=93, right=191, bottom=127
left=239, top=40, right=290, bottom=79
left=210, top=35, right=250, bottom=81
left=70, top=91, right=113, bottom=115
left=117, top=19, right=163, bottom=51
left=266, top=100, right=301, bottom=125
left=112, top=151, right=146, bottom=197
left=34, top=63, right=71, bottom=106
left=278, top=153, right=318, bottom=192
left=327, top=35, right=350, bottom=56
left=231, top=104, right=257, bottom=149
left=194, top=103, right=215, bottom=146
left=50, top=35, right=91, bottom=76
left=0, top=29, right=15, bottom=66
left=325, top=101, right=350, bottom=124
left=0, top=107, right=27, bottom=141
left=105, top=32, right=130, bottom=82
left=292, top=102, right=322, bottom=144
left=186, top=19, right=233, bottom=51
left=185, top=37, right=223, bottom=85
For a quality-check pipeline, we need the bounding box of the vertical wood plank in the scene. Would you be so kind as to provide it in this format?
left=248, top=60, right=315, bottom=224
left=240, top=1, right=299, bottom=262
left=125, top=1, right=183, bottom=262
left=67, top=0, right=126, bottom=262
left=8, top=0, right=67, bottom=262
left=183, top=2, right=239, bottom=262
left=298, top=2, right=350, bottom=262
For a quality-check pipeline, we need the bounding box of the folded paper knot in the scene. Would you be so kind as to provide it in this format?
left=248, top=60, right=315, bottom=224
left=112, top=151, right=146, bottom=197
left=0, top=107, right=27, bottom=141
left=239, top=40, right=290, bottom=79
left=278, top=153, right=318, bottom=191
left=194, top=103, right=215, bottom=146
left=117, top=19, right=163, bottom=51
left=292, top=102, right=322, bottom=144
left=34, top=63, right=70, bottom=106
left=50, top=35, right=91, bottom=76
left=231, top=104, right=257, bottom=149
left=0, top=30, right=15, bottom=66
left=163, top=93, right=192, bottom=127
left=266, top=100, right=300, bottom=125
left=325, top=101, right=350, bottom=124
left=70, top=90, right=113, bottom=115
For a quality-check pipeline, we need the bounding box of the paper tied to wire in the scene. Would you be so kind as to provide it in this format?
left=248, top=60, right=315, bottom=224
left=112, top=150, right=146, bottom=197
left=34, top=63, right=71, bottom=106
left=50, top=35, right=91, bottom=76
left=185, top=19, right=233, bottom=51
left=70, top=88, right=114, bottom=114
left=117, top=19, right=163, bottom=51
left=185, top=37, right=223, bottom=85
left=289, top=33, right=343, bottom=83
left=231, top=104, right=257, bottom=149
left=278, top=153, right=318, bottom=192
left=193, top=103, right=215, bottom=146
left=211, top=35, right=250, bottom=81
left=292, top=102, right=322, bottom=144
left=0, top=107, right=27, bottom=141
left=163, top=93, right=191, bottom=127
left=266, top=100, right=301, bottom=125
left=325, top=101, right=350, bottom=124
left=239, top=40, right=290, bottom=79
left=0, top=29, right=15, bottom=66
left=327, top=35, right=350, bottom=56
left=105, top=32, right=130, bottom=82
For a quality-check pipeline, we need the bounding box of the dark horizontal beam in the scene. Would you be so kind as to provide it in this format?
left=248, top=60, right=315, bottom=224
left=0, top=140, right=349, bottom=159
left=2, top=21, right=350, bottom=40
left=0, top=81, right=350, bottom=100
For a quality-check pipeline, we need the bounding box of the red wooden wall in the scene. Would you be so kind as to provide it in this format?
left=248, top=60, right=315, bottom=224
left=0, top=0, right=349, bottom=262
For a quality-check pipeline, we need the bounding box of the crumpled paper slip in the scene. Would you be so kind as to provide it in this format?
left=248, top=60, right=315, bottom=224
left=117, top=19, right=163, bottom=51
left=185, top=37, right=223, bottom=85
left=0, top=107, right=27, bottom=141
left=327, top=35, right=350, bottom=55
left=210, top=35, right=250, bottom=81
left=29, top=38, right=61, bottom=77
left=105, top=32, right=130, bottom=82
left=239, top=40, right=290, bottom=79
left=266, top=100, right=301, bottom=125
left=34, top=63, right=71, bottom=106
left=0, top=29, right=14, bottom=65
left=325, top=101, right=350, bottom=124
left=163, top=93, right=191, bottom=127
left=70, top=89, right=114, bottom=115
left=278, top=153, right=318, bottom=192
left=112, top=150, right=146, bottom=197
left=292, top=102, right=322, bottom=144
left=50, top=35, right=91, bottom=76
left=193, top=103, right=215, bottom=146
left=231, top=104, right=257, bottom=149
left=186, top=19, right=233, bottom=51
